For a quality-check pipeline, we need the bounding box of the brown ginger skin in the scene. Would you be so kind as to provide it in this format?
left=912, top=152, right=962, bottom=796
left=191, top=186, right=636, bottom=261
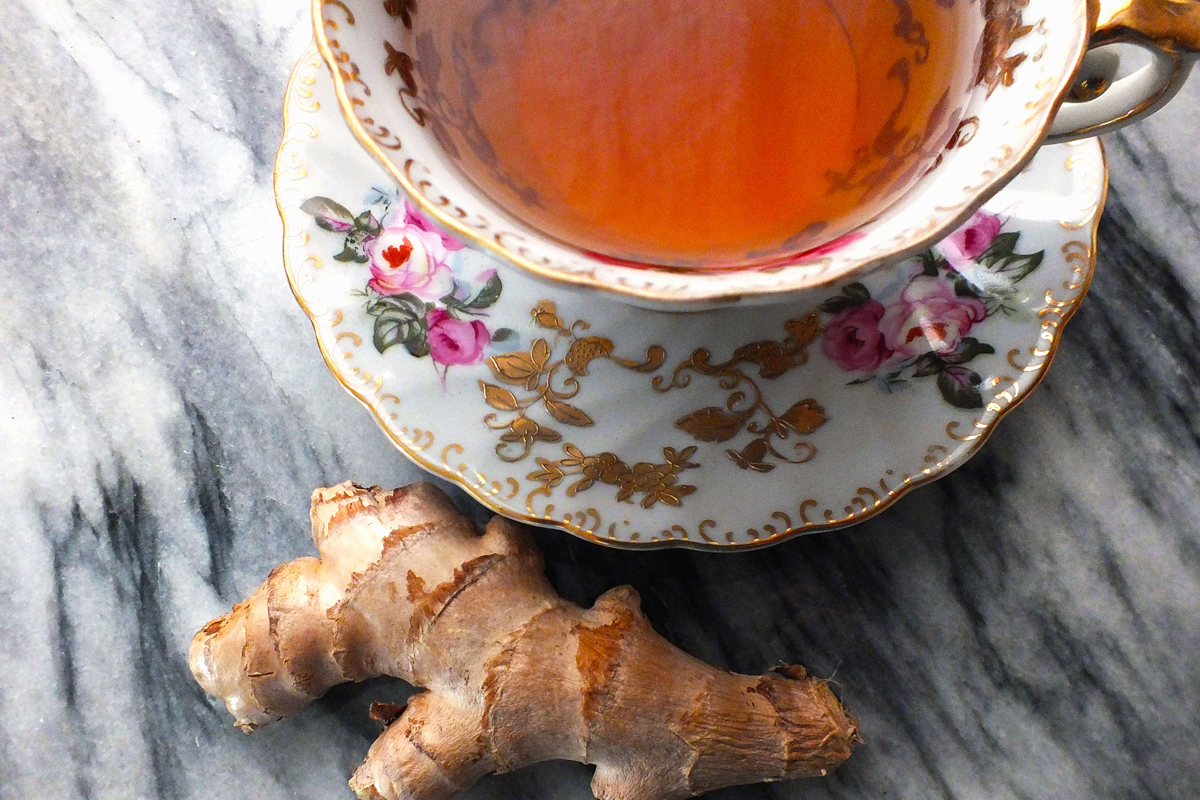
left=190, top=482, right=858, bottom=800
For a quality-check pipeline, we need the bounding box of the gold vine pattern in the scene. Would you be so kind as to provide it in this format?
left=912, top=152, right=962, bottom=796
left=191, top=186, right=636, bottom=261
left=822, top=0, right=961, bottom=204
left=285, top=42, right=1104, bottom=549
left=978, top=0, right=1036, bottom=96
left=655, top=314, right=829, bottom=473
left=480, top=301, right=698, bottom=508
left=528, top=445, right=701, bottom=510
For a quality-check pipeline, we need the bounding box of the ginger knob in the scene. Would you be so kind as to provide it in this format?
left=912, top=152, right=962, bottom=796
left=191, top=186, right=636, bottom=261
left=190, top=482, right=858, bottom=799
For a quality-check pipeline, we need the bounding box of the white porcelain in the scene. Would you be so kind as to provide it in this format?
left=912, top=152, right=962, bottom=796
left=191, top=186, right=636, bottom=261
left=277, top=47, right=1106, bottom=549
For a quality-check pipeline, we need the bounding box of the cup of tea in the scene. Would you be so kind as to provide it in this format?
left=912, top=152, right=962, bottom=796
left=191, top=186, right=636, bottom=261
left=313, top=0, right=1198, bottom=309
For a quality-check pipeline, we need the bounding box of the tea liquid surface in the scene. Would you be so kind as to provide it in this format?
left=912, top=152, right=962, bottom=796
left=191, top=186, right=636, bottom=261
left=413, top=0, right=979, bottom=267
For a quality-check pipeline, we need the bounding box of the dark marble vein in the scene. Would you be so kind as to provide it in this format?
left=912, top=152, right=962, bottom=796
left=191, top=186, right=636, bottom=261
left=2, top=4, right=1200, bottom=800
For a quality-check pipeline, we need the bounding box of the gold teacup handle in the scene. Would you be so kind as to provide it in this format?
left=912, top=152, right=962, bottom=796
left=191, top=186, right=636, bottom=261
left=1048, top=0, right=1200, bottom=142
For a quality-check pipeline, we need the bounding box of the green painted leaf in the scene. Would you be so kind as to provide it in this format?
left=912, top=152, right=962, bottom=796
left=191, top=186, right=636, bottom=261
left=354, top=210, right=377, bottom=232
left=439, top=282, right=464, bottom=308
left=997, top=250, right=1043, bottom=283
left=978, top=232, right=1020, bottom=264
left=370, top=293, right=425, bottom=315
left=937, top=367, right=984, bottom=409
left=301, top=197, right=356, bottom=233
left=920, top=251, right=942, bottom=277
left=942, top=338, right=995, bottom=365
left=372, top=305, right=425, bottom=354
left=466, top=273, right=504, bottom=310
left=491, top=328, right=516, bottom=343
left=404, top=333, right=430, bottom=358
left=843, top=282, right=871, bottom=303
left=912, top=353, right=944, bottom=377
left=819, top=295, right=854, bottom=314
left=950, top=271, right=983, bottom=299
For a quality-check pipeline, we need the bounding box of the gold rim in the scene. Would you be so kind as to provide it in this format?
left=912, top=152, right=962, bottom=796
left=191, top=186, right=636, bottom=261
left=311, top=0, right=1095, bottom=307
left=277, top=44, right=1107, bottom=551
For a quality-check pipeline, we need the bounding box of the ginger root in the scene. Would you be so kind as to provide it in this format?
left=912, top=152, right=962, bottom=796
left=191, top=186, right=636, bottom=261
left=190, top=483, right=858, bottom=800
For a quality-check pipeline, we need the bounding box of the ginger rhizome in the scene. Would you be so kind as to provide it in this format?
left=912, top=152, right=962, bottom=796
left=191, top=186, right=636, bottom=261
left=190, top=483, right=858, bottom=800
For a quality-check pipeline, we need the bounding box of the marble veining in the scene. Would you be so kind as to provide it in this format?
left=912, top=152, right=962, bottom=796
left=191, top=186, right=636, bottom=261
left=2, top=2, right=1199, bottom=799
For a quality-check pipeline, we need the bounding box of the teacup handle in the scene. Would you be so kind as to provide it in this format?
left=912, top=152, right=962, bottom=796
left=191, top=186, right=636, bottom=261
left=1047, top=0, right=1200, bottom=142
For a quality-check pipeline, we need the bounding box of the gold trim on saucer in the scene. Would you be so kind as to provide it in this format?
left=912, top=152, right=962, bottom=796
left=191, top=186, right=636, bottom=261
left=277, top=45, right=1108, bottom=550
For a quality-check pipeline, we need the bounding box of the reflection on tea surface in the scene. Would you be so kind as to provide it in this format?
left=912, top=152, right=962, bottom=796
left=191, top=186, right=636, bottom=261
left=403, top=0, right=981, bottom=268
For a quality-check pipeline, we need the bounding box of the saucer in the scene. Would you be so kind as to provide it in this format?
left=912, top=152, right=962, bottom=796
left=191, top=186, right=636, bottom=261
left=277, top=46, right=1105, bottom=550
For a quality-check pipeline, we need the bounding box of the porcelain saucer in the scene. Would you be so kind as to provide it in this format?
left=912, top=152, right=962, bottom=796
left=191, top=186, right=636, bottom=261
left=277, top=46, right=1105, bottom=550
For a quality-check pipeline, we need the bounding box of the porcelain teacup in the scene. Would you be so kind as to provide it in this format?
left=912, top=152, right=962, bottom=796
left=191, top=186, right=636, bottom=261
left=313, top=0, right=1198, bottom=309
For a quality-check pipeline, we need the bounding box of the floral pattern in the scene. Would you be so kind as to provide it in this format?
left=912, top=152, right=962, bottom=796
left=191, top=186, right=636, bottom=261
left=819, top=211, right=1044, bottom=409
left=285, top=37, right=1105, bottom=547
left=655, top=315, right=829, bottom=474
left=301, top=194, right=512, bottom=372
left=528, top=445, right=701, bottom=510
left=481, top=300, right=700, bottom=508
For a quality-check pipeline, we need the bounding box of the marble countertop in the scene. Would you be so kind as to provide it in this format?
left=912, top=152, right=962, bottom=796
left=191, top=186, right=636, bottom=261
left=3, top=3, right=1199, bottom=799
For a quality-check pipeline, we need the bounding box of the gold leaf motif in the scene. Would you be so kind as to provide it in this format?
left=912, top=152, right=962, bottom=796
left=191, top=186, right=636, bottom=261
left=613, top=344, right=667, bottom=373
left=499, top=417, right=561, bottom=444
left=662, top=316, right=826, bottom=472
left=784, top=313, right=822, bottom=349
left=565, top=337, right=615, bottom=375
left=978, top=0, right=1034, bottom=97
left=527, top=457, right=566, bottom=488
left=531, top=338, right=551, bottom=367
left=653, top=484, right=697, bottom=507
left=482, top=302, right=700, bottom=505
left=531, top=299, right=565, bottom=331
left=729, top=439, right=775, bottom=473
left=526, top=445, right=699, bottom=509
left=481, top=382, right=519, bottom=412
left=663, top=446, right=699, bottom=467
left=383, top=0, right=416, bottom=28
left=675, top=407, right=745, bottom=443
left=544, top=397, right=594, bottom=428
left=730, top=341, right=791, bottom=379
left=781, top=399, right=827, bottom=435
left=489, top=352, right=544, bottom=389
left=565, top=478, right=594, bottom=497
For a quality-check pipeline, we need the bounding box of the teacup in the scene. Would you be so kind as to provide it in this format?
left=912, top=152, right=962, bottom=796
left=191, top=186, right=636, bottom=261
left=313, top=0, right=1198, bottom=309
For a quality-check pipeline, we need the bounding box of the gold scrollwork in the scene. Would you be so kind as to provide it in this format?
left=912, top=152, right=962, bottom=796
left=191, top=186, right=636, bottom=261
left=478, top=301, right=696, bottom=509
left=978, top=0, right=1035, bottom=96
left=654, top=313, right=828, bottom=473
left=480, top=300, right=664, bottom=462
left=1009, top=240, right=1091, bottom=374
left=282, top=41, right=1102, bottom=550
left=527, top=445, right=700, bottom=510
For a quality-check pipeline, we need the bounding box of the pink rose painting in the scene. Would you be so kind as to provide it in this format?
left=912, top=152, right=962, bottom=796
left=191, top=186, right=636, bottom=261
left=426, top=308, right=491, bottom=366
left=937, top=211, right=1002, bottom=272
left=818, top=215, right=1044, bottom=409
left=365, top=201, right=462, bottom=300
left=302, top=194, right=514, bottom=378
left=821, top=300, right=892, bottom=372
left=878, top=276, right=987, bottom=357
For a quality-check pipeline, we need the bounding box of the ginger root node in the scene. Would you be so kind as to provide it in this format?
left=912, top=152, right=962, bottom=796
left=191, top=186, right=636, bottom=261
left=190, top=482, right=858, bottom=800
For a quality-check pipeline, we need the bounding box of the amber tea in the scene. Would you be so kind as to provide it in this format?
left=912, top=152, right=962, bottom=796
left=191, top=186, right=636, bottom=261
left=406, top=0, right=980, bottom=268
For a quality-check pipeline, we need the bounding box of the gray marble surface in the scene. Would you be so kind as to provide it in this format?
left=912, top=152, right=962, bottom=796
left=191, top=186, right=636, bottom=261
left=3, top=3, right=1200, bottom=799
